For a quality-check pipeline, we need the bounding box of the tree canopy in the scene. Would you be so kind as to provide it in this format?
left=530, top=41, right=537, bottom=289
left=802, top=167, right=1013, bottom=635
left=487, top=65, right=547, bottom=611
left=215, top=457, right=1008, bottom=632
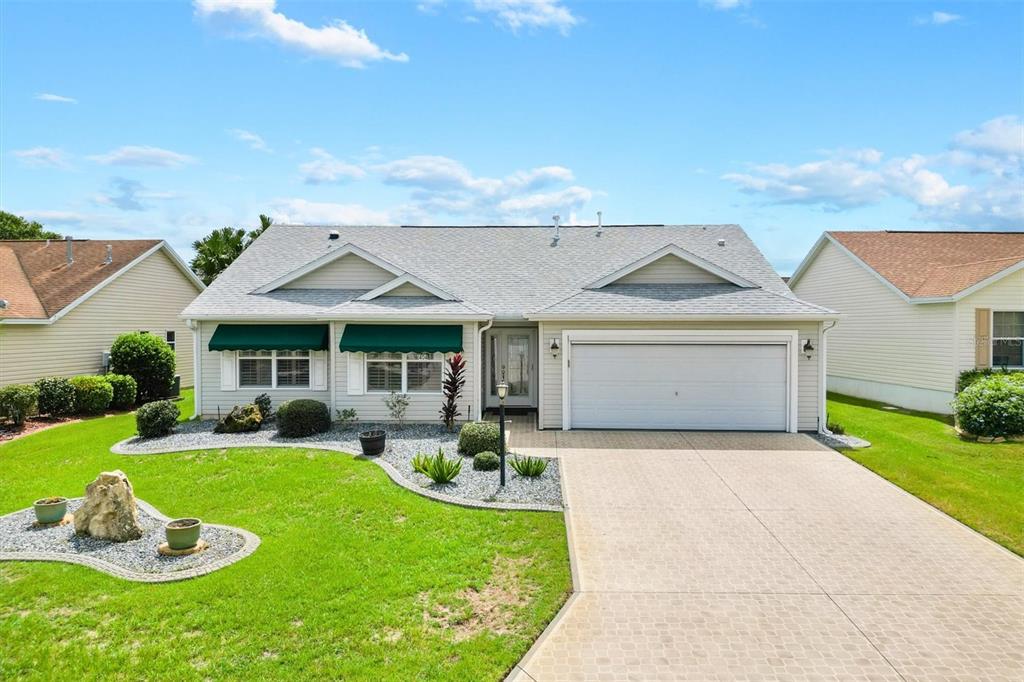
left=0, top=211, right=62, bottom=240
left=189, top=215, right=274, bottom=285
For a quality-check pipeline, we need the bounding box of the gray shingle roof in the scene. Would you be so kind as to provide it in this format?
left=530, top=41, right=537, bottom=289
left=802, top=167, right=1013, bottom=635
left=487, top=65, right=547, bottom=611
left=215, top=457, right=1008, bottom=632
left=182, top=224, right=835, bottom=320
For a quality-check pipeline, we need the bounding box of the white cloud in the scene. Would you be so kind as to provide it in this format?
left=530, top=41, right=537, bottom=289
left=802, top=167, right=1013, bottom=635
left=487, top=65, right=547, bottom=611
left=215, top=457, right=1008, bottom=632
left=94, top=178, right=179, bottom=211
left=19, top=210, right=87, bottom=225
left=13, top=147, right=71, bottom=169
left=915, top=11, right=962, bottom=25
left=700, top=0, right=750, bottom=10
left=721, top=117, right=1023, bottom=228
left=417, top=0, right=444, bottom=14
left=229, top=128, right=270, bottom=152
left=89, top=145, right=197, bottom=167
left=498, top=185, right=592, bottom=213
left=194, top=0, right=408, bottom=68
left=267, top=198, right=391, bottom=225
left=299, top=148, right=366, bottom=184
left=471, top=0, right=579, bottom=35
left=34, top=93, right=76, bottom=103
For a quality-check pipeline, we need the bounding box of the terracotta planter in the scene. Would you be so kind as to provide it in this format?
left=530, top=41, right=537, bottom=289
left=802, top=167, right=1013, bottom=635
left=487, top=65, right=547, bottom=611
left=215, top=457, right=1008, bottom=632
left=359, top=430, right=386, bottom=456
left=165, top=518, right=202, bottom=550
left=33, top=497, right=68, bottom=524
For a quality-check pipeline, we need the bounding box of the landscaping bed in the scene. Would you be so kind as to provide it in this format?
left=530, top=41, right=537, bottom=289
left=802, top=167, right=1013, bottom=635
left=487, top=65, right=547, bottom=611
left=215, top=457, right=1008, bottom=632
left=114, top=421, right=563, bottom=511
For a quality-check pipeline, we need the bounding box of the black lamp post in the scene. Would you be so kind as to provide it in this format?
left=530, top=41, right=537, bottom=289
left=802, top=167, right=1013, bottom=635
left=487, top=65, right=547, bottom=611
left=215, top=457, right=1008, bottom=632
left=497, top=380, right=509, bottom=486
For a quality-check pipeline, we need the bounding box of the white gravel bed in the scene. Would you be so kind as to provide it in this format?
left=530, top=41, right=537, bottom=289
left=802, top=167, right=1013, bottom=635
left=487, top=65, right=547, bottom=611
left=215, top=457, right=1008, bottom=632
left=0, top=498, right=259, bottom=582
left=114, top=421, right=563, bottom=511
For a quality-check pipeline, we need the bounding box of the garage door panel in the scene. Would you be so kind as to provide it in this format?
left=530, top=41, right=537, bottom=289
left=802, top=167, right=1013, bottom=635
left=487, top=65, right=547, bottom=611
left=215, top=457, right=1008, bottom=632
left=569, top=343, right=788, bottom=431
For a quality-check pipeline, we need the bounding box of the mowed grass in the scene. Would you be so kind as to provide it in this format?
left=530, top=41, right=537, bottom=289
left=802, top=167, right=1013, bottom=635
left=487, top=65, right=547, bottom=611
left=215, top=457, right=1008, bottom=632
left=0, top=391, right=571, bottom=680
left=828, top=392, right=1024, bottom=556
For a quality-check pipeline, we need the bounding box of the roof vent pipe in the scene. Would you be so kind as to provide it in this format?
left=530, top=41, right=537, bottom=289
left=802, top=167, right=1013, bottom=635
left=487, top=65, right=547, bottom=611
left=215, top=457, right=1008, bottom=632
left=717, top=239, right=726, bottom=247
left=103, top=244, right=113, bottom=265
left=596, top=211, right=603, bottom=236
left=551, top=214, right=561, bottom=245
left=65, top=235, right=74, bottom=265
left=328, top=230, right=340, bottom=240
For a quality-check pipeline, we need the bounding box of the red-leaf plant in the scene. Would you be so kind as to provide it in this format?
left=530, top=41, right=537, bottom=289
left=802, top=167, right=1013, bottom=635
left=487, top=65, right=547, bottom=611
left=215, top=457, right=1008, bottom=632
left=439, top=353, right=466, bottom=432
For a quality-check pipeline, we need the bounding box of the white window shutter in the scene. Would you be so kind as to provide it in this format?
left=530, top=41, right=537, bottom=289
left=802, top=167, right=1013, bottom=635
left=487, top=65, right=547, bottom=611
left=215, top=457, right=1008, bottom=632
left=312, top=351, right=328, bottom=391
left=347, top=352, right=364, bottom=395
left=220, top=351, right=237, bottom=391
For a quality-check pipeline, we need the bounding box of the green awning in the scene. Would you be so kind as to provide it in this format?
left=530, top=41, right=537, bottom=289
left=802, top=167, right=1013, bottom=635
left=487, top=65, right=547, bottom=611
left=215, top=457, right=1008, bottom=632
left=338, top=324, right=462, bottom=353
left=208, top=324, right=329, bottom=351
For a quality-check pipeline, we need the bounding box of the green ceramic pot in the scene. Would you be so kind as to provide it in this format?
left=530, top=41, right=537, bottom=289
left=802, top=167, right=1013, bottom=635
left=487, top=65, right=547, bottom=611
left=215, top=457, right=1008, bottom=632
left=165, top=518, right=202, bottom=550
left=33, top=497, right=68, bottom=524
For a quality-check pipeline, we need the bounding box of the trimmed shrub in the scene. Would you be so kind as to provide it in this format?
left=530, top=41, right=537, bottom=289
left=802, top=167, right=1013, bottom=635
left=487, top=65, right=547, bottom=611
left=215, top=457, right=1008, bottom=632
left=70, top=376, right=113, bottom=415
left=109, top=332, right=175, bottom=403
left=136, top=400, right=180, bottom=438
left=510, top=455, right=548, bottom=477
left=952, top=374, right=1024, bottom=437
left=956, top=368, right=1023, bottom=393
left=0, top=384, right=39, bottom=426
left=473, top=450, right=500, bottom=471
left=254, top=393, right=273, bottom=420
left=34, top=376, right=76, bottom=417
left=458, top=421, right=500, bottom=456
left=105, top=374, right=138, bottom=410
left=276, top=399, right=331, bottom=437
left=215, top=404, right=263, bottom=433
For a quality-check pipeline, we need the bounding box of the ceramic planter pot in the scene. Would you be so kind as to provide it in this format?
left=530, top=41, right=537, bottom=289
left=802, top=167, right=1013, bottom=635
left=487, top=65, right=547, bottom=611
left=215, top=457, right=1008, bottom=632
left=165, top=518, right=202, bottom=550
left=359, top=430, right=386, bottom=456
left=33, top=497, right=68, bottom=524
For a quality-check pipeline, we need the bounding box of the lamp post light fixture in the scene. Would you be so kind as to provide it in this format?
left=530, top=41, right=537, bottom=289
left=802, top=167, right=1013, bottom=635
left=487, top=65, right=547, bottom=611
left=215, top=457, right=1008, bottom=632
left=496, top=380, right=509, bottom=487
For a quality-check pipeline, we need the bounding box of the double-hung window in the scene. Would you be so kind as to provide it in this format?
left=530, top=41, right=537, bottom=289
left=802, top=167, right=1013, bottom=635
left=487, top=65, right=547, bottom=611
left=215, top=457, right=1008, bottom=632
left=165, top=331, right=176, bottom=351
left=992, top=311, right=1024, bottom=368
left=366, top=352, right=443, bottom=393
left=238, top=350, right=311, bottom=388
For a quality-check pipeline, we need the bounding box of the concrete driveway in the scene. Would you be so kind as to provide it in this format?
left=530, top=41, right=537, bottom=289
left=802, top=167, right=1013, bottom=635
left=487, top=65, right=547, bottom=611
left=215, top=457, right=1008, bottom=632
left=509, top=430, right=1024, bottom=681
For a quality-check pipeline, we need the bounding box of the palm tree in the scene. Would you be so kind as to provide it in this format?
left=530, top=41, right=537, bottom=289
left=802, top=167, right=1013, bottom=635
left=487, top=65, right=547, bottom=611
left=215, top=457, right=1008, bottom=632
left=190, top=227, right=250, bottom=285
left=249, top=214, right=273, bottom=241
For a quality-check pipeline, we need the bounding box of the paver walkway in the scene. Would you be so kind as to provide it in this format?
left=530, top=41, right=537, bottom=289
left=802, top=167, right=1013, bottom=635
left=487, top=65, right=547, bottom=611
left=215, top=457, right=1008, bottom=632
left=509, top=429, right=1024, bottom=681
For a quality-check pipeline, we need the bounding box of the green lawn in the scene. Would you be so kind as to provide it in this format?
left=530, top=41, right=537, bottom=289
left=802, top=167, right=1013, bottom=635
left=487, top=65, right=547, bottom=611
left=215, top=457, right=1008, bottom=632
left=0, top=391, right=571, bottom=680
left=827, top=392, right=1024, bottom=556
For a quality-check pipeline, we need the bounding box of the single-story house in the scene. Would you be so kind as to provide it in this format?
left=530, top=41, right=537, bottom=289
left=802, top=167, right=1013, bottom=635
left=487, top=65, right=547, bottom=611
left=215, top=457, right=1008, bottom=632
left=181, top=224, right=839, bottom=432
left=789, top=230, right=1024, bottom=414
left=0, top=237, right=205, bottom=387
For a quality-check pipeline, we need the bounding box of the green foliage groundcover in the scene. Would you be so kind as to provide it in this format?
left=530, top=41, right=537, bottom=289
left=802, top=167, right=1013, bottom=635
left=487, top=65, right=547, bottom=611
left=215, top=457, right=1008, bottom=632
left=0, top=390, right=570, bottom=680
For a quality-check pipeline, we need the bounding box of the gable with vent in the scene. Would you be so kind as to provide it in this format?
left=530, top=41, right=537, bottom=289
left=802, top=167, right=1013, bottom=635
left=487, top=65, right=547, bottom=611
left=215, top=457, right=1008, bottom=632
left=281, top=253, right=395, bottom=290
left=586, top=244, right=757, bottom=289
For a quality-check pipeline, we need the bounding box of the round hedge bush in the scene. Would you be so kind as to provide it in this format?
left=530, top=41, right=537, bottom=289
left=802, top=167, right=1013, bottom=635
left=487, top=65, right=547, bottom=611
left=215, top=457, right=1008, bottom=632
left=952, top=374, right=1024, bottom=437
left=105, top=373, right=138, bottom=410
left=136, top=400, right=180, bottom=438
left=472, top=450, right=500, bottom=471
left=70, top=376, right=113, bottom=415
left=457, top=421, right=500, bottom=456
left=276, top=399, right=331, bottom=437
left=0, top=384, right=39, bottom=426
left=34, top=376, right=76, bottom=417
left=109, top=332, right=175, bottom=403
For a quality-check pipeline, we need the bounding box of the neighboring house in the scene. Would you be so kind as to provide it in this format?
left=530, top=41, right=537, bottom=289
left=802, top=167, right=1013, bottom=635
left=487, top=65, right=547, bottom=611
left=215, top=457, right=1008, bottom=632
left=0, top=237, right=205, bottom=387
left=182, top=224, right=838, bottom=432
left=790, top=230, right=1024, bottom=414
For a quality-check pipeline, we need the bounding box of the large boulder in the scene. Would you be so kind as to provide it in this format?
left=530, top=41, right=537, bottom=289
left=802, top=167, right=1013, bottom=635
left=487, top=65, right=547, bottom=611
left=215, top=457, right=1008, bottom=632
left=73, top=470, right=144, bottom=542
left=214, top=403, right=263, bottom=434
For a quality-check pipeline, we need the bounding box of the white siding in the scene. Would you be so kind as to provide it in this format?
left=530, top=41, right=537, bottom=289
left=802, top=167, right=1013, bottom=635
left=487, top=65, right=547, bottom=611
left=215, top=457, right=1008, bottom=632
left=0, top=249, right=201, bottom=387
left=617, top=254, right=729, bottom=285
left=792, top=241, right=956, bottom=393
left=955, top=268, right=1024, bottom=372
left=539, top=321, right=821, bottom=431
left=382, top=282, right=433, bottom=296
left=281, top=253, right=394, bottom=289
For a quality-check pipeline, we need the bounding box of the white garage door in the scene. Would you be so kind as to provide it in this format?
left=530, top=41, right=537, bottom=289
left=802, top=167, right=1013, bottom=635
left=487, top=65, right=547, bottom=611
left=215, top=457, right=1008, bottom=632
left=569, top=343, right=789, bottom=431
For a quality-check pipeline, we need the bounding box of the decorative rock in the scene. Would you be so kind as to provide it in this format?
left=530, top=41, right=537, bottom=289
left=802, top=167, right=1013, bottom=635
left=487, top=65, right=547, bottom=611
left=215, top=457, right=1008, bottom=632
left=214, top=404, right=262, bottom=434
left=73, top=470, right=144, bottom=542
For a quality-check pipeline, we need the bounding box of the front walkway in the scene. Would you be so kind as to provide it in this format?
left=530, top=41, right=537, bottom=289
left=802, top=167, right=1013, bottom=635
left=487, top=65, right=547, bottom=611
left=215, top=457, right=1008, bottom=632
left=510, top=430, right=1024, bottom=681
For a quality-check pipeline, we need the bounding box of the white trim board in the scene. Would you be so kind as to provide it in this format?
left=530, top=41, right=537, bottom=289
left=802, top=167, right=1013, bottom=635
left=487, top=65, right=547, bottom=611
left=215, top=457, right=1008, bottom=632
left=585, top=244, right=758, bottom=290
left=559, top=329, right=800, bottom=433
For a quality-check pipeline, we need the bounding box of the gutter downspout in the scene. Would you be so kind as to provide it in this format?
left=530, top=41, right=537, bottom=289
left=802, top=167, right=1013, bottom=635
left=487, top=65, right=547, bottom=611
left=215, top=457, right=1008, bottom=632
left=818, top=320, right=838, bottom=434
left=187, top=319, right=201, bottom=420
left=329, top=322, right=337, bottom=415
left=475, top=319, right=494, bottom=421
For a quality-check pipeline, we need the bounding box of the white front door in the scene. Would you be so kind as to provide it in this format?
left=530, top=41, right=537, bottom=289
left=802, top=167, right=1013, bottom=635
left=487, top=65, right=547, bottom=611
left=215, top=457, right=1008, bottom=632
left=486, top=328, right=537, bottom=408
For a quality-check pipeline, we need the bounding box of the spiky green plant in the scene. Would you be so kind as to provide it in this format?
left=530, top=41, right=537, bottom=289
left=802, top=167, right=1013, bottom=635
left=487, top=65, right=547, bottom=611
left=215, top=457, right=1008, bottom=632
left=412, top=448, right=462, bottom=484
left=510, top=455, right=548, bottom=477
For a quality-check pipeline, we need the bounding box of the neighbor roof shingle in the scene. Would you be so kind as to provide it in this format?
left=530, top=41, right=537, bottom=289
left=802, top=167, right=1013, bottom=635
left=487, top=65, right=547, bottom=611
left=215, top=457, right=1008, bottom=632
left=828, top=231, right=1024, bottom=298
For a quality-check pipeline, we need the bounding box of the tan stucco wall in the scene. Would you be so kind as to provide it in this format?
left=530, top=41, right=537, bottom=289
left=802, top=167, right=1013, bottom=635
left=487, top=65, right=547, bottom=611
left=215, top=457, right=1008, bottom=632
left=0, top=249, right=201, bottom=387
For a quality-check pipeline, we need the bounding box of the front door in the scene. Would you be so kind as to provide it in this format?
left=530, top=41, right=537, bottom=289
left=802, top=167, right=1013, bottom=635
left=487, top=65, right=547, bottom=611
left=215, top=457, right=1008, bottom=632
left=486, top=328, right=537, bottom=408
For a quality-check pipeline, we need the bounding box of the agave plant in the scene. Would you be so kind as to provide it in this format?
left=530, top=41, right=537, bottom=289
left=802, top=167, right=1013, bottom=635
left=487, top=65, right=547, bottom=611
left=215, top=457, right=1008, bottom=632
left=412, top=448, right=462, bottom=484
left=510, top=455, right=548, bottom=477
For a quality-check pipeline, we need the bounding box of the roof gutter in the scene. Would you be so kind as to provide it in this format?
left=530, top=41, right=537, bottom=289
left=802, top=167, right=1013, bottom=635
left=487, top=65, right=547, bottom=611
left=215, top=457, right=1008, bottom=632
left=524, top=313, right=843, bottom=322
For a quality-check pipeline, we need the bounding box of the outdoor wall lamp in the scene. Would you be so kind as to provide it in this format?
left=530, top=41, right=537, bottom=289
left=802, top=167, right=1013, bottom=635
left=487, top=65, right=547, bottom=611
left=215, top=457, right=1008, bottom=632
left=549, top=338, right=560, bottom=357
left=802, top=339, right=815, bottom=360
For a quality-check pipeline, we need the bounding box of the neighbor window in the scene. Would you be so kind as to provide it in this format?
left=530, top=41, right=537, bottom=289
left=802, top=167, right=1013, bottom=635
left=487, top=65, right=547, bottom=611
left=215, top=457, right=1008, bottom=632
left=165, top=330, right=176, bottom=351
left=992, top=311, right=1024, bottom=368
left=238, top=350, right=310, bottom=388
left=366, top=352, right=443, bottom=393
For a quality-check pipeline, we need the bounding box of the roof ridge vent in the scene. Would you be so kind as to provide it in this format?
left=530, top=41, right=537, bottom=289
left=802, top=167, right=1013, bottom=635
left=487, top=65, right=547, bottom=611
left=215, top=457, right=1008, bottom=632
left=65, top=234, right=74, bottom=265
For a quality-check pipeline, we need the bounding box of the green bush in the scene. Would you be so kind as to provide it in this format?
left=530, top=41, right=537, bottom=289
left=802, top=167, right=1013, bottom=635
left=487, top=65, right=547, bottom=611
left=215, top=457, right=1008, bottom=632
left=34, top=377, right=76, bottom=417
left=136, top=400, right=180, bottom=438
left=952, top=374, right=1024, bottom=437
left=956, top=367, right=1024, bottom=393
left=109, top=332, right=175, bottom=403
left=0, top=384, right=39, bottom=426
left=458, top=421, right=500, bottom=456
left=70, top=376, right=113, bottom=415
left=472, top=451, right=500, bottom=471
left=510, top=455, right=548, bottom=477
left=826, top=420, right=845, bottom=436
left=254, top=393, right=273, bottom=420
left=412, top=448, right=462, bottom=484
left=276, top=399, right=331, bottom=437
left=215, top=403, right=263, bottom=433
left=105, top=374, right=138, bottom=410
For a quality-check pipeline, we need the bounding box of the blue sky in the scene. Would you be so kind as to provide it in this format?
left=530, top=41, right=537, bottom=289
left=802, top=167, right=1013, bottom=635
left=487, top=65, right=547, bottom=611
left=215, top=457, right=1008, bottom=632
left=2, top=0, right=1021, bottom=273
